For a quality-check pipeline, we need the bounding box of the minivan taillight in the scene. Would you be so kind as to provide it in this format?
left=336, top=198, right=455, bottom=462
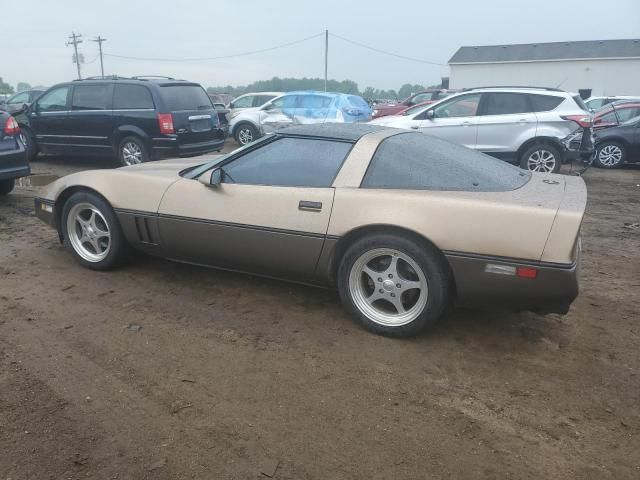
left=561, top=115, right=593, bottom=128
left=157, top=113, right=175, bottom=134
left=4, top=116, right=20, bottom=136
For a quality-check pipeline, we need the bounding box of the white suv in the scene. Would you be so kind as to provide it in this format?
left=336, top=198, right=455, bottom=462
left=370, top=87, right=593, bottom=173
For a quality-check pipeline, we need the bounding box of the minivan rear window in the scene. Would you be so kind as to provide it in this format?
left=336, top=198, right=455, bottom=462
left=161, top=85, right=213, bottom=111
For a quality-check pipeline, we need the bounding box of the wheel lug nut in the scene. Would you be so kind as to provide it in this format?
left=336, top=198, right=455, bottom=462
left=377, top=277, right=382, bottom=282
left=388, top=274, right=393, bottom=278
left=396, top=284, right=401, bottom=288
left=379, top=289, right=384, bottom=294
left=390, top=293, right=396, bottom=297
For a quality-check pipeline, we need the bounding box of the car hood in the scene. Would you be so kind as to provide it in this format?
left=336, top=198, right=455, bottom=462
left=40, top=156, right=223, bottom=214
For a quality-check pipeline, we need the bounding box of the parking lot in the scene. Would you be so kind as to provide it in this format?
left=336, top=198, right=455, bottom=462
left=0, top=147, right=638, bottom=479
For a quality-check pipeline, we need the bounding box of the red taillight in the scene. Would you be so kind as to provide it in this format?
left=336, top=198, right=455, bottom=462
left=562, top=115, right=592, bottom=128
left=4, top=116, right=20, bottom=136
left=516, top=267, right=538, bottom=279
left=157, top=113, right=174, bottom=134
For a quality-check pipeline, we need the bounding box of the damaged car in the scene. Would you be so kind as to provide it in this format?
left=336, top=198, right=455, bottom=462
left=370, top=87, right=594, bottom=173
left=34, top=124, right=586, bottom=337
left=228, top=91, right=372, bottom=145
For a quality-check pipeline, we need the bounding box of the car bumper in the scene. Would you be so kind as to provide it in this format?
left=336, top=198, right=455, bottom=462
left=0, top=145, right=29, bottom=181
left=446, top=250, right=580, bottom=315
left=151, top=137, right=225, bottom=158
left=34, top=197, right=56, bottom=228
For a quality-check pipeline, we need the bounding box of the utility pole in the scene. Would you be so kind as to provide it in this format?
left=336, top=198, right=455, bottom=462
left=91, top=36, right=107, bottom=77
left=66, top=32, right=83, bottom=80
left=324, top=29, right=328, bottom=92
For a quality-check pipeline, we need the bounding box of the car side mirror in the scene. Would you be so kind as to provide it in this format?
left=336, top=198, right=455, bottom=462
left=198, top=168, right=223, bottom=187
left=424, top=110, right=435, bottom=120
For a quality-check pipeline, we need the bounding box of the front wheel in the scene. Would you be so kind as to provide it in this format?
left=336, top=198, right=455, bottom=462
left=594, top=141, right=625, bottom=168
left=0, top=179, right=15, bottom=196
left=118, top=136, right=148, bottom=167
left=337, top=234, right=450, bottom=337
left=234, top=123, right=258, bottom=146
left=61, top=191, right=129, bottom=270
left=520, top=144, right=562, bottom=173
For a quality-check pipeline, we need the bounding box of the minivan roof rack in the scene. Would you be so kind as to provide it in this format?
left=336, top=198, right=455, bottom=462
left=76, top=75, right=131, bottom=81
left=462, top=86, right=564, bottom=92
left=131, top=75, right=177, bottom=80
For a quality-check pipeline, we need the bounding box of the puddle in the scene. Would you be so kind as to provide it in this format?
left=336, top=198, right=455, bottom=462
left=16, top=174, right=60, bottom=187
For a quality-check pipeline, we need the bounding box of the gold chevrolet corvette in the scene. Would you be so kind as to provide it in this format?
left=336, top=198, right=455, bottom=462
left=35, top=124, right=586, bottom=336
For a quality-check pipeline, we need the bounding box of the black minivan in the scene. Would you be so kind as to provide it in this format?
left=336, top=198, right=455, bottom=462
left=16, top=76, right=225, bottom=166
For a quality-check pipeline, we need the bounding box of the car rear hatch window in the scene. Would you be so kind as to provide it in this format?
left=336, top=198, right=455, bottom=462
left=160, top=84, right=221, bottom=145
left=362, top=133, right=530, bottom=192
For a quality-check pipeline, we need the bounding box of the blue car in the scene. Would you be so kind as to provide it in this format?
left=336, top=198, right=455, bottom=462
left=229, top=91, right=373, bottom=145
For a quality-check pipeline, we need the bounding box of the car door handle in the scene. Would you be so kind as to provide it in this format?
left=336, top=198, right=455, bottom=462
left=462, top=121, right=472, bottom=126
left=299, top=200, right=322, bottom=212
left=410, top=125, right=419, bottom=129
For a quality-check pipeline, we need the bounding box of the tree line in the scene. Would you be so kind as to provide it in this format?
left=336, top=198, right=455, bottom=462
left=207, top=77, right=441, bottom=101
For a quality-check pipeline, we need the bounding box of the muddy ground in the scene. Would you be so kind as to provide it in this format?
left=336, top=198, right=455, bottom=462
left=1, top=148, right=639, bottom=479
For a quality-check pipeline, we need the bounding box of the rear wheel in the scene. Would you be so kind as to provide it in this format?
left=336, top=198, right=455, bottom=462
left=19, top=128, right=38, bottom=162
left=234, top=123, right=258, bottom=146
left=118, top=136, right=148, bottom=167
left=520, top=144, right=562, bottom=173
left=594, top=141, right=625, bottom=168
left=61, top=191, right=129, bottom=270
left=0, top=179, right=15, bottom=196
left=337, top=234, right=450, bottom=337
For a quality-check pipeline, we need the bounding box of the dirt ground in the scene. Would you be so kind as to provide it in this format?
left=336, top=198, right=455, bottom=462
left=1, top=147, right=639, bottom=480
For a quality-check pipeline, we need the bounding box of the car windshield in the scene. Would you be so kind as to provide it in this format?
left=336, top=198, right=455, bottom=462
left=182, top=134, right=274, bottom=179
left=402, top=104, right=428, bottom=116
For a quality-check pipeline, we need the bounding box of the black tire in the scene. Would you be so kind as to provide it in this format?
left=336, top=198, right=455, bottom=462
left=61, top=191, right=129, bottom=270
left=234, top=123, right=259, bottom=145
left=337, top=234, right=450, bottom=337
left=0, top=178, right=15, bottom=196
left=117, top=136, right=148, bottom=167
left=19, top=127, right=38, bottom=162
left=519, top=143, right=562, bottom=173
left=594, top=141, right=626, bottom=169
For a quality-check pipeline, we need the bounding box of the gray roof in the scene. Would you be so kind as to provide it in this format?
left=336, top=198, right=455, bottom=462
left=279, top=123, right=386, bottom=141
left=449, top=39, right=640, bottom=64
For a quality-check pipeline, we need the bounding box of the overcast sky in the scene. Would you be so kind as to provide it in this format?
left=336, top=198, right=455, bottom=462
left=2, top=0, right=639, bottom=91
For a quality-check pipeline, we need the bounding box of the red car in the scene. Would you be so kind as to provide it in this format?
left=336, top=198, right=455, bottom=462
left=371, top=89, right=455, bottom=119
left=593, top=102, right=640, bottom=130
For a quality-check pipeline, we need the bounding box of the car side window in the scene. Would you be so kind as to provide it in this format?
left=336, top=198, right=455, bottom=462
left=598, top=111, right=618, bottom=124
left=529, top=94, right=564, bottom=112
left=71, top=84, right=112, bottom=111
left=222, top=137, right=352, bottom=188
left=432, top=94, right=481, bottom=118
left=232, top=96, right=253, bottom=108
left=483, top=93, right=530, bottom=115
left=616, top=108, right=640, bottom=122
left=36, top=86, right=70, bottom=112
left=113, top=84, right=154, bottom=109
left=8, top=92, right=29, bottom=104
left=252, top=95, right=272, bottom=107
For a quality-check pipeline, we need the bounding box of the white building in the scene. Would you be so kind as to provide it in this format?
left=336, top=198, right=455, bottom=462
left=449, top=39, right=640, bottom=97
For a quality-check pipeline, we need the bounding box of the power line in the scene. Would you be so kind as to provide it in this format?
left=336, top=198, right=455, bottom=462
left=103, top=32, right=325, bottom=62
left=329, top=32, right=447, bottom=67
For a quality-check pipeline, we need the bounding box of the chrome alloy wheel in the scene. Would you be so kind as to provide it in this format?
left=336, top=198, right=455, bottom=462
left=66, top=202, right=111, bottom=262
left=237, top=127, right=254, bottom=145
left=526, top=149, right=557, bottom=173
left=122, top=141, right=143, bottom=165
left=18, top=132, right=28, bottom=147
left=598, top=144, right=623, bottom=167
left=348, top=248, right=428, bottom=327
